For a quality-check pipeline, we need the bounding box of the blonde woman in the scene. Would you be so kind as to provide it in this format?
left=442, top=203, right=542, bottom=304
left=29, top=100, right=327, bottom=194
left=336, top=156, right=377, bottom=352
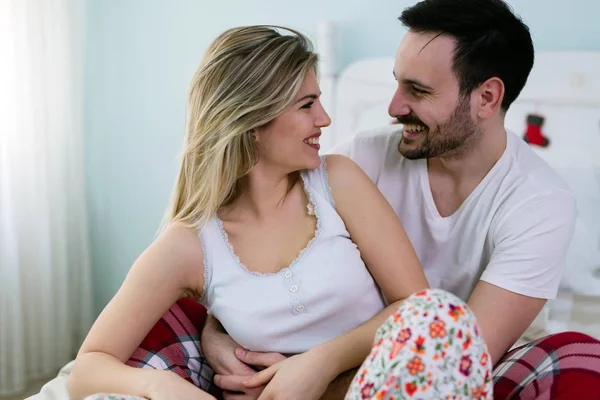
left=68, top=26, right=492, bottom=400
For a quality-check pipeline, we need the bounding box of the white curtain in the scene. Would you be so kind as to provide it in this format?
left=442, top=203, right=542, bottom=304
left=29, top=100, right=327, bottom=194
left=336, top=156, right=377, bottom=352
left=0, top=0, right=93, bottom=396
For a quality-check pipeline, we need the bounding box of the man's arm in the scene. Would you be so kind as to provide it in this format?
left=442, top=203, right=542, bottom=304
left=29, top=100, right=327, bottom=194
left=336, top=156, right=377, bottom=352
left=468, top=191, right=576, bottom=365
left=467, top=282, right=546, bottom=364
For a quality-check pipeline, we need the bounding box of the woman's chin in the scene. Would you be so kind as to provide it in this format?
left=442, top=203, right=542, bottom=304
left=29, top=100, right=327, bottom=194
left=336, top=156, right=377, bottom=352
left=303, top=154, right=323, bottom=170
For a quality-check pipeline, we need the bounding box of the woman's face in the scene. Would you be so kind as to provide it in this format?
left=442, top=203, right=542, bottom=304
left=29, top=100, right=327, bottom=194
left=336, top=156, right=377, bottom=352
left=254, top=69, right=331, bottom=173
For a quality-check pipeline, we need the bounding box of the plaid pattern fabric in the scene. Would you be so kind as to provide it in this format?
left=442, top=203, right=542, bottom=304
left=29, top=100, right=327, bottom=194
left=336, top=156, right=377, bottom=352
left=124, top=298, right=215, bottom=393
left=102, top=299, right=600, bottom=400
left=493, top=331, right=600, bottom=400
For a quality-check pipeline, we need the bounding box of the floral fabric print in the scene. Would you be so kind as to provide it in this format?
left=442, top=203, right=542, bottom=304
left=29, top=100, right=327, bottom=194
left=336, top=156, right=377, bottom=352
left=345, top=288, right=493, bottom=399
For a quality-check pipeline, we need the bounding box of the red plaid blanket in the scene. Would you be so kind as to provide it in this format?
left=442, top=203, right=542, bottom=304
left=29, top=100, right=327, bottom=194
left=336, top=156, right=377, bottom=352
left=125, top=298, right=214, bottom=393
left=493, top=331, right=600, bottom=399
left=123, top=299, right=600, bottom=400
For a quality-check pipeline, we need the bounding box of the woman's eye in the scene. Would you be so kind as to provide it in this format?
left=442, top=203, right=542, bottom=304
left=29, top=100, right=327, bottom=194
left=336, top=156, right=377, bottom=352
left=300, top=101, right=314, bottom=109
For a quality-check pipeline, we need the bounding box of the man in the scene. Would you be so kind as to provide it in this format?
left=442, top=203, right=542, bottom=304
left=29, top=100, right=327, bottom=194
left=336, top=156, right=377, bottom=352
left=332, top=0, right=575, bottom=366
left=202, top=0, right=600, bottom=398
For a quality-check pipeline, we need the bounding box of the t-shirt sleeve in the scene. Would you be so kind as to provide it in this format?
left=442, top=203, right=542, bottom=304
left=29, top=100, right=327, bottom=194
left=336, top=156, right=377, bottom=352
left=328, top=138, right=354, bottom=158
left=480, top=190, right=576, bottom=299
left=327, top=130, right=397, bottom=184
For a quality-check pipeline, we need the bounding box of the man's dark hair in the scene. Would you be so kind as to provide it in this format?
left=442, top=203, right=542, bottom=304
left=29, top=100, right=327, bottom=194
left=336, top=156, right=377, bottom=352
left=399, top=0, right=534, bottom=111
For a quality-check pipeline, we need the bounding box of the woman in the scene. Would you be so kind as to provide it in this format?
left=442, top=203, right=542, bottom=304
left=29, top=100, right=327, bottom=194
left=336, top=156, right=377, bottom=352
left=68, top=26, right=492, bottom=400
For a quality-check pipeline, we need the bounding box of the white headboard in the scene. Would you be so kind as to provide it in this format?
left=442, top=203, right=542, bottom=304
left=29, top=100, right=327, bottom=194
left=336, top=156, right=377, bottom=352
left=317, top=23, right=600, bottom=295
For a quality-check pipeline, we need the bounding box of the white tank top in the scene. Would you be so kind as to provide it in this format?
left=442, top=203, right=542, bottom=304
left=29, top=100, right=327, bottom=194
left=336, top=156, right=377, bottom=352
left=198, top=156, right=386, bottom=355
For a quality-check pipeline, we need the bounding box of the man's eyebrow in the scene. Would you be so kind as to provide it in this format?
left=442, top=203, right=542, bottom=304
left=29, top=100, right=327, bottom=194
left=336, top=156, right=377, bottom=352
left=295, top=93, right=320, bottom=103
left=402, top=78, right=434, bottom=91
left=392, top=72, right=434, bottom=91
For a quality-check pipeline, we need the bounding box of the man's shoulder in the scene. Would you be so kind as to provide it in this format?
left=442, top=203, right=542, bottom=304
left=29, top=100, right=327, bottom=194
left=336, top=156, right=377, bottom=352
left=327, top=125, right=403, bottom=182
left=492, top=131, right=576, bottom=227
left=505, top=130, right=573, bottom=197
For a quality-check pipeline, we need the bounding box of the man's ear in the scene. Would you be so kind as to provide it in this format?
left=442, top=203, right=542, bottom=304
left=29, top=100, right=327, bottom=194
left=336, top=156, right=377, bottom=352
left=474, top=77, right=504, bottom=120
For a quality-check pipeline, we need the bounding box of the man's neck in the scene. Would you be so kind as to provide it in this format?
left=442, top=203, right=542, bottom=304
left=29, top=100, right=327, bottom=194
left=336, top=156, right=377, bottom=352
left=428, top=124, right=507, bottom=184
left=425, top=124, right=508, bottom=218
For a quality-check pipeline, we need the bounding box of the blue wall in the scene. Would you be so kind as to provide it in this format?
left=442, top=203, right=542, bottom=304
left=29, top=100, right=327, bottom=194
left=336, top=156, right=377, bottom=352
left=84, top=0, right=600, bottom=314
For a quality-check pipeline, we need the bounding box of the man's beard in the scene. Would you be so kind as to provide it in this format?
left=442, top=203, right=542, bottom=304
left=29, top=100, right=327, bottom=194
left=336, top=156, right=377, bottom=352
left=397, top=95, right=478, bottom=160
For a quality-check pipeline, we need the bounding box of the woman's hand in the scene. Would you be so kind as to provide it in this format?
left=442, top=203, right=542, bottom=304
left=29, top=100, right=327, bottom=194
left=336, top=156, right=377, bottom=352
left=242, top=348, right=338, bottom=400
left=147, top=370, right=216, bottom=400
left=214, top=349, right=287, bottom=400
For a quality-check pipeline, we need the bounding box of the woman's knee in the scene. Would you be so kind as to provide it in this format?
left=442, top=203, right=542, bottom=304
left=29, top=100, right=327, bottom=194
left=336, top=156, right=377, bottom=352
left=355, top=288, right=494, bottom=399
left=394, top=288, right=476, bottom=325
left=405, top=288, right=468, bottom=308
left=375, top=288, right=485, bottom=345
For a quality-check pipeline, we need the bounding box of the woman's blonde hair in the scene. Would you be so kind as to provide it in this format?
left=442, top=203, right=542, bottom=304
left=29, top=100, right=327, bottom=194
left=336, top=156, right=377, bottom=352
left=164, top=25, right=319, bottom=230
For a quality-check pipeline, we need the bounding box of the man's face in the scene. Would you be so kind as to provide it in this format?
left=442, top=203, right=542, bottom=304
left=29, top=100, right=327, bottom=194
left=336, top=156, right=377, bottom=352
left=389, top=31, right=479, bottom=159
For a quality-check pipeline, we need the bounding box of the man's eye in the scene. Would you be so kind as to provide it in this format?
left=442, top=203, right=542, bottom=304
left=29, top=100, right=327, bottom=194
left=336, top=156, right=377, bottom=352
left=300, top=101, right=314, bottom=109
left=412, top=87, right=428, bottom=95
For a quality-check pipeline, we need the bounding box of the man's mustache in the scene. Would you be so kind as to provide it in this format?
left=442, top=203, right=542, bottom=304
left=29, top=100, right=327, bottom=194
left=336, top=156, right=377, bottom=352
left=395, top=115, right=427, bottom=127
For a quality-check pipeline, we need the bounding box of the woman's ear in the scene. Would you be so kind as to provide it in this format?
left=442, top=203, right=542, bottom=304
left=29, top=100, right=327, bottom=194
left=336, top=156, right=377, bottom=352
left=249, top=129, right=258, bottom=143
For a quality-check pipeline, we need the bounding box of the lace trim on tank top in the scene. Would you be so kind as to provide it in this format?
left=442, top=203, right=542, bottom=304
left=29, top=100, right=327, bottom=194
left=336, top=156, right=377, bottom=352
left=198, top=229, right=212, bottom=305
left=319, top=156, right=336, bottom=209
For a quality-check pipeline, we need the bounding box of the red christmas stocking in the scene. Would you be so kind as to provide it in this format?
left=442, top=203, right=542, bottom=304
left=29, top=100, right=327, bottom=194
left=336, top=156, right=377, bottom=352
left=523, top=114, right=550, bottom=147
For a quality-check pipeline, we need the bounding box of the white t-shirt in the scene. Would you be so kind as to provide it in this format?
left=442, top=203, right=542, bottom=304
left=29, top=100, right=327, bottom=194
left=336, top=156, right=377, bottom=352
left=329, top=126, right=576, bottom=301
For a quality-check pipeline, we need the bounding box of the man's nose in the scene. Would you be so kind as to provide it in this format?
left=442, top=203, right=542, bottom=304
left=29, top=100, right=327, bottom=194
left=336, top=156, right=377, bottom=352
left=388, top=88, right=411, bottom=119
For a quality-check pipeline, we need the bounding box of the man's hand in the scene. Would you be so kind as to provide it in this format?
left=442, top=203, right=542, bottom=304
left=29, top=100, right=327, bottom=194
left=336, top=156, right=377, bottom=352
left=201, top=315, right=257, bottom=376
left=202, top=315, right=286, bottom=399
left=233, top=349, right=288, bottom=372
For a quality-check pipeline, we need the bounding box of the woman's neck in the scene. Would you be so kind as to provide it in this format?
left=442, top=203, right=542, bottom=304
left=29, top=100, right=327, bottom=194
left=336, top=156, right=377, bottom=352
left=224, top=164, right=299, bottom=221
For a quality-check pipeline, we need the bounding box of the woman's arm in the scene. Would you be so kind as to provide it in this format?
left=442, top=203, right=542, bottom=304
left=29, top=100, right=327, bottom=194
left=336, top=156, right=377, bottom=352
left=67, top=222, right=213, bottom=400
left=311, top=154, right=430, bottom=377
left=242, top=155, right=429, bottom=396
